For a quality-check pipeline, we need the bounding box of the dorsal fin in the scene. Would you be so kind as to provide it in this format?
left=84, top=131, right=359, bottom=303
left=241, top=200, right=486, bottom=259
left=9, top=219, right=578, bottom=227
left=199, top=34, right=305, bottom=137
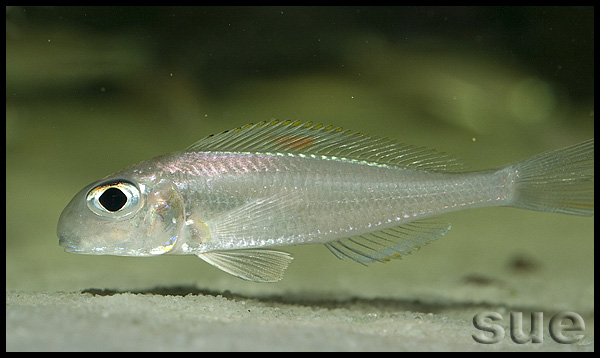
left=187, top=120, right=462, bottom=171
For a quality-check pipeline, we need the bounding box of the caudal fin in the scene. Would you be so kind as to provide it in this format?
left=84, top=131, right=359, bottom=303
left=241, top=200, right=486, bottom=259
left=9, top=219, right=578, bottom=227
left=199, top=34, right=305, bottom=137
left=511, top=139, right=594, bottom=216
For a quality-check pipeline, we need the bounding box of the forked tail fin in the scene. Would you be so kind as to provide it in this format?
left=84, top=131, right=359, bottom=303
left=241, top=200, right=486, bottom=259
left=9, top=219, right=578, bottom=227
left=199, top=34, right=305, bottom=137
left=511, top=139, right=593, bottom=216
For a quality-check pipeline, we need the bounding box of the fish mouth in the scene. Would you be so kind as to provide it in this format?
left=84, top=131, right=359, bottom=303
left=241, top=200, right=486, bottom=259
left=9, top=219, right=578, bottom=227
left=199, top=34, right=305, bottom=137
left=59, top=236, right=107, bottom=254
left=58, top=230, right=86, bottom=253
left=58, top=238, right=150, bottom=256
left=58, top=238, right=83, bottom=253
left=59, top=242, right=106, bottom=255
left=61, top=246, right=83, bottom=253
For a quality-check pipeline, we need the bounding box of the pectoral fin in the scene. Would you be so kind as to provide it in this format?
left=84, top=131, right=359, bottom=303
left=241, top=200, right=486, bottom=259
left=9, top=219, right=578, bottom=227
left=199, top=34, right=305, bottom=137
left=197, top=249, right=293, bottom=282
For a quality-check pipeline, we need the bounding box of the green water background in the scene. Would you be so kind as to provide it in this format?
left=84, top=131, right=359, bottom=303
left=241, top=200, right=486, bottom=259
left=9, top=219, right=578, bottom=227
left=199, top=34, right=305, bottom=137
left=6, top=7, right=593, bottom=313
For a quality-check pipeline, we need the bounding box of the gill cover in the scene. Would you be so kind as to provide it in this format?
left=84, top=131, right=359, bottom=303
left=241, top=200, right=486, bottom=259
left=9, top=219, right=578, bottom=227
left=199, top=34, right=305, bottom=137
left=140, top=179, right=186, bottom=255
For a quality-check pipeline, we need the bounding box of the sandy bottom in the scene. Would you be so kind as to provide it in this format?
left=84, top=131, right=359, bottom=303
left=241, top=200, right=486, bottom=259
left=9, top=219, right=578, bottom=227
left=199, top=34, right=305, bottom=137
left=6, top=285, right=593, bottom=351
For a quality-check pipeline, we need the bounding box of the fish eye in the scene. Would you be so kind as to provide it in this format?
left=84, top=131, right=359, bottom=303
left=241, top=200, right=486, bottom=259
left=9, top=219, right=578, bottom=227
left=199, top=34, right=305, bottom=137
left=86, top=180, right=141, bottom=219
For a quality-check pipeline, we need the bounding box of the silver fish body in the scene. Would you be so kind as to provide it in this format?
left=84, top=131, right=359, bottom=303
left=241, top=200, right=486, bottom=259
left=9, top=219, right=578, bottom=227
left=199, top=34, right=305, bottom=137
left=57, top=120, right=594, bottom=282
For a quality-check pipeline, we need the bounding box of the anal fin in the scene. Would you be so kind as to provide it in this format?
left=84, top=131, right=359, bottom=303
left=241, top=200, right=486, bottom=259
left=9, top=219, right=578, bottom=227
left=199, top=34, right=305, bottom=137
left=324, top=219, right=450, bottom=264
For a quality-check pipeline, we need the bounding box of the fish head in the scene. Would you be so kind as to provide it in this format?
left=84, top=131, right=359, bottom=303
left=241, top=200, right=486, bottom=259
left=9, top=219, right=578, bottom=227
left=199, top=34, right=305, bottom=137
left=57, top=175, right=185, bottom=256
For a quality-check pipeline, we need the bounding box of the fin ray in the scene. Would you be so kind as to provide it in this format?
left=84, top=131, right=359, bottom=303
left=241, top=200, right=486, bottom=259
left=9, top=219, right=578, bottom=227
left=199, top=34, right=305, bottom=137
left=207, top=191, right=302, bottom=241
left=197, top=249, right=293, bottom=282
left=187, top=119, right=462, bottom=171
left=511, top=139, right=594, bottom=216
left=324, top=219, right=450, bottom=264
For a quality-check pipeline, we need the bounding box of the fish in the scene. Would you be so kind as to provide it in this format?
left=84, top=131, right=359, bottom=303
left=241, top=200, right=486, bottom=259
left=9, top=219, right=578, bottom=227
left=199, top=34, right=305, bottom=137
left=57, top=120, right=594, bottom=282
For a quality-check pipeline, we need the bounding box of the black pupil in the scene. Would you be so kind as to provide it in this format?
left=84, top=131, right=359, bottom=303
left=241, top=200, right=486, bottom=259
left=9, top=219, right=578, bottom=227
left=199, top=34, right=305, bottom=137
left=99, top=188, right=128, bottom=212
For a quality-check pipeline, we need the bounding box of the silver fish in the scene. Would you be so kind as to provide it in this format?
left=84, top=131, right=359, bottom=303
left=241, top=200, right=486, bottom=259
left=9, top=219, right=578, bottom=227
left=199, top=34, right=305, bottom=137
left=57, top=120, right=594, bottom=282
